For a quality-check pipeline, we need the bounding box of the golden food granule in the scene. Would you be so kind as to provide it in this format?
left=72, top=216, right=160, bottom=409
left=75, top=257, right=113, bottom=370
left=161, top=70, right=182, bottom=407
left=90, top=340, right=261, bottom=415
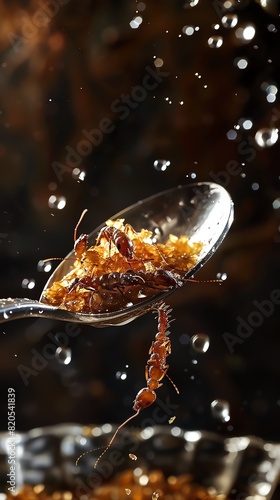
left=42, top=219, right=202, bottom=314
left=6, top=470, right=226, bottom=500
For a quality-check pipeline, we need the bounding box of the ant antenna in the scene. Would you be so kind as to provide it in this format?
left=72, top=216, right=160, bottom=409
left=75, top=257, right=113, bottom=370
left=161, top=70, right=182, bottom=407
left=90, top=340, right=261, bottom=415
left=74, top=209, right=88, bottom=242
left=166, top=373, right=180, bottom=394
left=185, top=278, right=223, bottom=284
left=76, top=410, right=140, bottom=469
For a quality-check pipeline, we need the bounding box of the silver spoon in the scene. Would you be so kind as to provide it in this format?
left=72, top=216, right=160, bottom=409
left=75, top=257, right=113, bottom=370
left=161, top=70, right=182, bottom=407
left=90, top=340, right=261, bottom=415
left=0, top=182, right=233, bottom=327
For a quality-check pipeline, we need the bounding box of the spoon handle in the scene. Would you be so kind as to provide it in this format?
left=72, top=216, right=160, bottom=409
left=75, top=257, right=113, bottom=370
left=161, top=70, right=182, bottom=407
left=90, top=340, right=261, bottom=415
left=0, top=298, right=74, bottom=323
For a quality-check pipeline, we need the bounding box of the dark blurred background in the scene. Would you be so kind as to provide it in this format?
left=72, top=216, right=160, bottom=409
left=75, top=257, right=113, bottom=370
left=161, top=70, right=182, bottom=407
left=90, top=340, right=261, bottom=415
left=0, top=0, right=280, bottom=442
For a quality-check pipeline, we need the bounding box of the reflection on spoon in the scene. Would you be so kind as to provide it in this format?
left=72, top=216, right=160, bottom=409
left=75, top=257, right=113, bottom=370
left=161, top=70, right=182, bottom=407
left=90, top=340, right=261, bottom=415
left=0, top=182, right=233, bottom=327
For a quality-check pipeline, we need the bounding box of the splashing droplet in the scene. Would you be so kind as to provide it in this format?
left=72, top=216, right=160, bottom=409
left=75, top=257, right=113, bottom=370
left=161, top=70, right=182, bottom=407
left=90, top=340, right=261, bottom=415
left=191, top=334, right=210, bottom=353
left=272, top=198, right=280, bottom=210
left=130, top=16, right=143, bottom=29
left=211, top=399, right=230, bottom=422
left=216, top=272, right=228, bottom=281
left=37, top=260, right=52, bottom=273
left=234, top=57, right=248, bottom=69
left=221, top=14, right=238, bottom=29
left=129, top=453, right=137, bottom=461
left=255, top=128, right=278, bottom=148
left=48, top=195, right=66, bottom=210
left=115, top=370, right=127, bottom=380
left=125, top=489, right=131, bottom=495
left=184, top=0, right=199, bottom=7
left=208, top=36, right=223, bottom=48
left=186, top=172, right=197, bottom=179
left=21, top=278, right=36, bottom=290
left=72, top=168, right=86, bottom=182
left=55, top=346, right=72, bottom=365
left=182, top=25, right=195, bottom=36
left=153, top=159, right=171, bottom=171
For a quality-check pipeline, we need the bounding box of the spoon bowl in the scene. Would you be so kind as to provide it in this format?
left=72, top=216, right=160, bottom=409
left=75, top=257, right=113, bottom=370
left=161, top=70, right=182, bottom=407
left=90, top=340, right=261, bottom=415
left=0, top=182, right=233, bottom=327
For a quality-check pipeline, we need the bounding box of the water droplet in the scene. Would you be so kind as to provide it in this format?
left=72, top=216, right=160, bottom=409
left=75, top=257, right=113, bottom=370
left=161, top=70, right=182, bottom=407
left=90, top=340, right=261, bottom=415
left=186, top=172, right=197, bottom=179
left=125, top=489, right=131, bottom=495
left=272, top=198, right=280, bottom=210
left=227, top=129, right=238, bottom=140
left=48, top=194, right=66, bottom=210
left=154, top=58, right=164, bottom=67
left=182, top=25, right=195, bottom=36
left=267, top=93, right=276, bottom=103
left=3, top=312, right=9, bottom=320
left=208, top=36, right=223, bottom=48
left=55, top=346, right=72, bottom=365
left=216, top=272, right=227, bottom=281
left=211, top=399, right=230, bottom=422
left=180, top=333, right=190, bottom=345
left=267, top=23, right=277, bottom=33
left=255, top=128, right=278, bottom=148
left=234, top=57, right=248, bottom=69
left=221, top=14, right=238, bottom=28
left=191, top=334, right=210, bottom=353
left=49, top=182, right=57, bottom=191
left=129, top=453, right=137, bottom=461
left=37, top=260, right=52, bottom=273
left=72, top=168, right=86, bottom=182
left=184, top=0, right=199, bottom=6
left=129, top=16, right=143, bottom=29
left=153, top=159, right=170, bottom=171
left=251, top=182, right=260, bottom=191
left=240, top=118, right=253, bottom=130
left=115, top=370, right=127, bottom=380
left=243, top=25, right=256, bottom=41
left=21, top=278, right=36, bottom=290
left=235, top=25, right=255, bottom=42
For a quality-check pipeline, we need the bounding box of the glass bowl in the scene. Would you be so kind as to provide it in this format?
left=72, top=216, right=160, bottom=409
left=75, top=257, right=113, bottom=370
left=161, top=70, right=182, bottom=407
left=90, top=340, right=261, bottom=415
left=1, top=424, right=280, bottom=499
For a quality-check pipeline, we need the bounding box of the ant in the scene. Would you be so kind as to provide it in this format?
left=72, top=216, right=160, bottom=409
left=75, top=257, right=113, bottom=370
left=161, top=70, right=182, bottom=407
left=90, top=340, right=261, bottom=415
left=95, top=224, right=135, bottom=260
left=68, top=268, right=185, bottom=295
left=45, top=210, right=138, bottom=269
left=65, top=268, right=187, bottom=313
left=75, top=302, right=177, bottom=468
left=75, top=210, right=136, bottom=262
left=66, top=266, right=221, bottom=313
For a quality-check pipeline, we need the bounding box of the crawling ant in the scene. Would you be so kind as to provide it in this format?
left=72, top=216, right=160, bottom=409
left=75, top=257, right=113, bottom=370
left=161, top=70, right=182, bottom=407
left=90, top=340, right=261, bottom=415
left=65, top=265, right=222, bottom=314
left=65, top=268, right=186, bottom=312
left=68, top=268, right=185, bottom=295
left=96, top=225, right=135, bottom=260
left=75, top=210, right=136, bottom=261
left=45, top=210, right=137, bottom=268
left=75, top=302, right=177, bottom=468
